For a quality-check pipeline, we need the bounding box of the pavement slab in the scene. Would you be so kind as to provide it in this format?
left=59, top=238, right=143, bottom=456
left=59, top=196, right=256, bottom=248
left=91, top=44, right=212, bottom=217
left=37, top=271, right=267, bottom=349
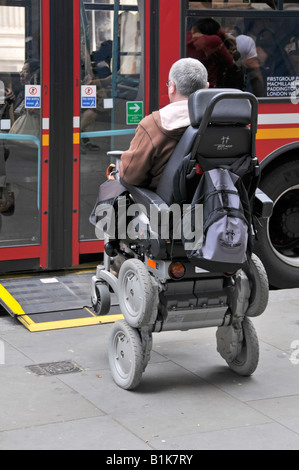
left=0, top=287, right=299, bottom=450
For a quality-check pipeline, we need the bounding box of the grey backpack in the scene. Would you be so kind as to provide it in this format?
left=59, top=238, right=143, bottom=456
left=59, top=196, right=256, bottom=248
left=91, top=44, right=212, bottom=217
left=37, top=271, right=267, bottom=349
left=183, top=167, right=252, bottom=272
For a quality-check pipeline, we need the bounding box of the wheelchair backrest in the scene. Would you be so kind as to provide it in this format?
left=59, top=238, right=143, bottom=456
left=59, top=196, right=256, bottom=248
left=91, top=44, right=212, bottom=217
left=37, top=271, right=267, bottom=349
left=156, top=88, right=258, bottom=206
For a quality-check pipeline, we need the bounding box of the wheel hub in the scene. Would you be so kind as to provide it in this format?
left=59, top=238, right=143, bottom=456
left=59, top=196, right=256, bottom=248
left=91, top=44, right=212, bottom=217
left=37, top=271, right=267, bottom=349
left=115, top=334, right=132, bottom=376
left=282, top=207, right=299, bottom=238
left=268, top=185, right=299, bottom=267
left=124, top=272, right=143, bottom=314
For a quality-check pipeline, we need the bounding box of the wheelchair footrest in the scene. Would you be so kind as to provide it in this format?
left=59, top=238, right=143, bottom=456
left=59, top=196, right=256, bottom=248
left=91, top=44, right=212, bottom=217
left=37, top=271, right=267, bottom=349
left=254, top=188, right=273, bottom=218
left=155, top=304, right=230, bottom=332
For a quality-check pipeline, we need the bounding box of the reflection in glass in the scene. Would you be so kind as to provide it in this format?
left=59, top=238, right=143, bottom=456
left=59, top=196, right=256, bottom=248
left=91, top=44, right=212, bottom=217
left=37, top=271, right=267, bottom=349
left=81, top=5, right=141, bottom=135
left=189, top=1, right=279, bottom=10
left=79, top=2, right=142, bottom=242
left=0, top=1, right=41, bottom=246
left=186, top=15, right=299, bottom=98
left=188, top=1, right=299, bottom=10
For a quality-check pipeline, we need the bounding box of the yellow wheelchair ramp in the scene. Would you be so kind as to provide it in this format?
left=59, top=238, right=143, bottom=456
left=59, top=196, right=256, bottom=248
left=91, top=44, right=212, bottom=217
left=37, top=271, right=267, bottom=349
left=0, top=271, right=122, bottom=332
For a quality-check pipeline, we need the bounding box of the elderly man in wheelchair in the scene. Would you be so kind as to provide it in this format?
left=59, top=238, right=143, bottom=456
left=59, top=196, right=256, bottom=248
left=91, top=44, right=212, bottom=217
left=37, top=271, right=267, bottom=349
left=90, top=59, right=273, bottom=390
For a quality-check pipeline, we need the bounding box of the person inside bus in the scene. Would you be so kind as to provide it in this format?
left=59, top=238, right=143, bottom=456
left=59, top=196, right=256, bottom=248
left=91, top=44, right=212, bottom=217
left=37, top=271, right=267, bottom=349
left=255, top=28, right=297, bottom=89
left=6, top=59, right=40, bottom=122
left=0, top=60, right=40, bottom=214
left=230, top=25, right=264, bottom=97
left=187, top=18, right=234, bottom=89
left=0, top=87, right=15, bottom=214
left=118, top=58, right=209, bottom=189
left=8, top=59, right=41, bottom=139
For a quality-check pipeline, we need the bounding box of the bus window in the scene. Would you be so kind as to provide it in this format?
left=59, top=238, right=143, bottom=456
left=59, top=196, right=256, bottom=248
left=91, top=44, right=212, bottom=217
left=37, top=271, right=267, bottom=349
left=189, top=1, right=280, bottom=9
left=186, top=14, right=299, bottom=97
left=0, top=1, right=41, bottom=247
left=81, top=0, right=141, bottom=137
left=189, top=1, right=299, bottom=9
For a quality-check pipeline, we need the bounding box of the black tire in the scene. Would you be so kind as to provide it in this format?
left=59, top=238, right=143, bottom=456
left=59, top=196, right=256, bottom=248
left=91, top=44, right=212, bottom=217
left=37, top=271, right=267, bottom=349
left=91, top=283, right=111, bottom=315
left=118, top=259, right=154, bottom=328
left=254, top=160, right=299, bottom=288
left=227, top=317, right=259, bottom=376
left=108, top=320, right=144, bottom=390
left=243, top=254, right=269, bottom=317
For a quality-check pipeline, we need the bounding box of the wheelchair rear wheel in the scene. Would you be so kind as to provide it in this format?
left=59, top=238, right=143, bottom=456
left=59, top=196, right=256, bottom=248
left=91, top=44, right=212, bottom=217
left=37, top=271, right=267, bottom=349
left=108, top=320, right=144, bottom=390
left=226, top=317, right=259, bottom=376
left=243, top=254, right=269, bottom=317
left=118, top=259, right=155, bottom=328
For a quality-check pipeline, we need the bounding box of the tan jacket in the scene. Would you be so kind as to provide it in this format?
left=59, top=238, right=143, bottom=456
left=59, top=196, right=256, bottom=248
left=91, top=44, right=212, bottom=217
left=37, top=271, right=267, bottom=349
left=119, top=100, right=190, bottom=189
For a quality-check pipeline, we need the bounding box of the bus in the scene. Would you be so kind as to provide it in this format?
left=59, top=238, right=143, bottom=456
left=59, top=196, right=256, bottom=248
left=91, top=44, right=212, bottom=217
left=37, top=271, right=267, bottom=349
left=0, top=0, right=298, bottom=290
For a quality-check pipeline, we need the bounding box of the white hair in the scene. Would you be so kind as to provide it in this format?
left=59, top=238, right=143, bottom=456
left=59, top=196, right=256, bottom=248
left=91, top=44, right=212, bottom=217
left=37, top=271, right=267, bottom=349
left=169, top=58, right=208, bottom=97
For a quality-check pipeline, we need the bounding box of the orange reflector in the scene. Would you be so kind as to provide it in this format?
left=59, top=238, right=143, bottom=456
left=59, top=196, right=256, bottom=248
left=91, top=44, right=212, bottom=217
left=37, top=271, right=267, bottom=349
left=148, top=258, right=156, bottom=269
left=106, top=163, right=116, bottom=180
left=169, top=261, right=185, bottom=279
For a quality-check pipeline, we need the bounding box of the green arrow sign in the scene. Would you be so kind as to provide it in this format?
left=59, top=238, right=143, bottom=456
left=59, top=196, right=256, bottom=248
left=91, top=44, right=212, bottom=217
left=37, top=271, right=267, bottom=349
left=126, top=101, right=143, bottom=125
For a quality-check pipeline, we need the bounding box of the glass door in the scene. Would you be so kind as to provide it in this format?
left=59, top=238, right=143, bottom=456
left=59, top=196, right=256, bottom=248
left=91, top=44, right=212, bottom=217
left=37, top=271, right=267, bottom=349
left=75, top=0, right=144, bottom=262
left=0, top=0, right=47, bottom=271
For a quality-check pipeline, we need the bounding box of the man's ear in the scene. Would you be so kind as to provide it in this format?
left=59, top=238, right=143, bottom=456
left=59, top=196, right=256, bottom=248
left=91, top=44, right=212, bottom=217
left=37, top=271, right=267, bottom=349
left=206, top=82, right=210, bottom=89
left=169, top=80, right=176, bottom=93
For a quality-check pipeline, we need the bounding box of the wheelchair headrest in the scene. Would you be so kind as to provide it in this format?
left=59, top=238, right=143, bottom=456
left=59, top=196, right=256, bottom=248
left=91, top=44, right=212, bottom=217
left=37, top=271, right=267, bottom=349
left=188, top=89, right=253, bottom=127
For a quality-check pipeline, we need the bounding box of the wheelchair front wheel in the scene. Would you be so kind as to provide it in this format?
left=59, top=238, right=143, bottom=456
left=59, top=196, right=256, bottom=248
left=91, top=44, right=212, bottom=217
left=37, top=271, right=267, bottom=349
left=91, top=283, right=111, bottom=315
left=108, top=320, right=144, bottom=390
left=118, top=259, right=154, bottom=328
left=226, top=317, right=259, bottom=376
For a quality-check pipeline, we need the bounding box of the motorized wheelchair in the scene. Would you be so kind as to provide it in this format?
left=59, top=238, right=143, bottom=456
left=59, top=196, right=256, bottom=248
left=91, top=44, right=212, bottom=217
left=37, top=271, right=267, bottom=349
left=90, top=88, right=273, bottom=390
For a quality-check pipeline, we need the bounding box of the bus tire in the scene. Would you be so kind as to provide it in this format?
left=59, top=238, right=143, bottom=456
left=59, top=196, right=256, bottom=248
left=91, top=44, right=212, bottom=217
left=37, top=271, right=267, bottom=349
left=254, top=160, right=299, bottom=288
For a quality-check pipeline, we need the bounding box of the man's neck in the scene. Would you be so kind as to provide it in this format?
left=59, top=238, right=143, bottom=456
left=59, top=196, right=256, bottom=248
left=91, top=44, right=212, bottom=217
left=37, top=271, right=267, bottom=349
left=170, top=95, right=188, bottom=103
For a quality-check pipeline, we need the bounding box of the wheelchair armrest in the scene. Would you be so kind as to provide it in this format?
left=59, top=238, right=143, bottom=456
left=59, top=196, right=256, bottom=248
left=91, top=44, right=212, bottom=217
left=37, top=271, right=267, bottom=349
left=120, top=183, right=173, bottom=257
left=254, top=188, right=273, bottom=218
left=106, top=151, right=124, bottom=178
left=122, top=183, right=169, bottom=215
left=106, top=151, right=123, bottom=159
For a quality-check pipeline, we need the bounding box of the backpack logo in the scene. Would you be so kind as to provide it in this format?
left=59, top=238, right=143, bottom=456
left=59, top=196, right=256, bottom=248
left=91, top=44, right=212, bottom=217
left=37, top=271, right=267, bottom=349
left=215, top=136, right=233, bottom=151
left=222, top=136, right=230, bottom=145
left=220, top=229, right=242, bottom=249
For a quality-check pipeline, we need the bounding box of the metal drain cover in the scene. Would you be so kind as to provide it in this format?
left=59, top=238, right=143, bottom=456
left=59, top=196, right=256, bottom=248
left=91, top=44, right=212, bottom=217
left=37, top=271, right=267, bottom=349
left=26, top=361, right=83, bottom=376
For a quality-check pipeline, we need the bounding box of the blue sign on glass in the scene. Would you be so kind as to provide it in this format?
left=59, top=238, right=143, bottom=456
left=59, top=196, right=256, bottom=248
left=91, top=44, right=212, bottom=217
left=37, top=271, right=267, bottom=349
left=81, top=85, right=97, bottom=109
left=26, top=96, right=41, bottom=108
left=81, top=96, right=96, bottom=108
left=25, top=85, right=41, bottom=109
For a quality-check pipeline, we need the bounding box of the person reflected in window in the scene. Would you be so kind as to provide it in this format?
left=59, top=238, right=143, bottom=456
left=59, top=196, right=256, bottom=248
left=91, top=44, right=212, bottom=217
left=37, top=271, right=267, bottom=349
left=256, top=28, right=296, bottom=92
left=0, top=60, right=40, bottom=214
left=0, top=88, right=14, bottom=214
left=187, top=18, right=234, bottom=89
left=0, top=86, right=17, bottom=215
left=220, top=20, right=264, bottom=97
left=8, top=59, right=41, bottom=139
left=8, top=60, right=40, bottom=121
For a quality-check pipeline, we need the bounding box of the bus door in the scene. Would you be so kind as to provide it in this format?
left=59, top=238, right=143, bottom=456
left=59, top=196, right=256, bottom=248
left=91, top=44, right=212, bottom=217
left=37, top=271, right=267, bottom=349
left=0, top=0, right=48, bottom=273
left=74, top=0, right=147, bottom=264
